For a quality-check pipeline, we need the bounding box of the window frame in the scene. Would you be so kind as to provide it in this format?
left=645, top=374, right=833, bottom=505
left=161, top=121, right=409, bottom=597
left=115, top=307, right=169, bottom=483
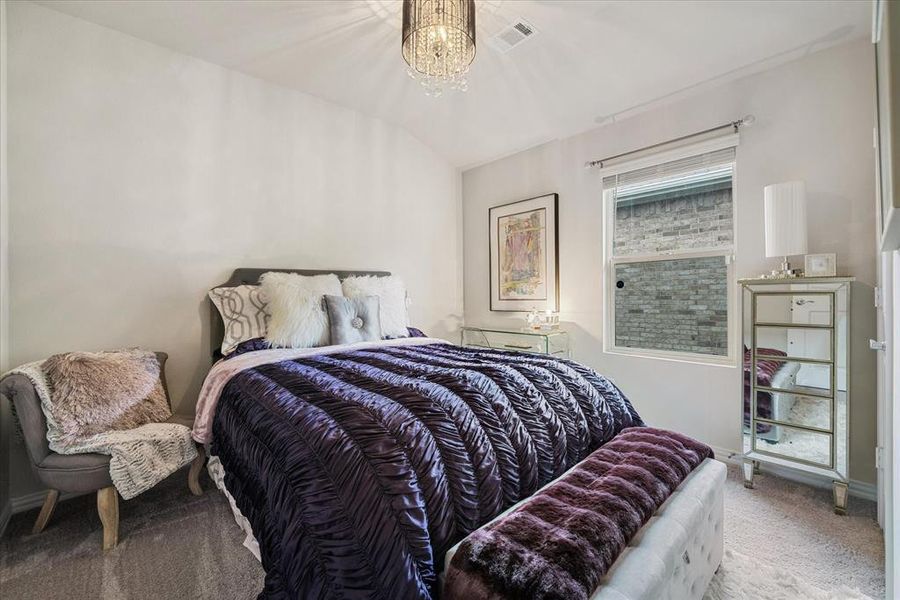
left=601, top=135, right=739, bottom=366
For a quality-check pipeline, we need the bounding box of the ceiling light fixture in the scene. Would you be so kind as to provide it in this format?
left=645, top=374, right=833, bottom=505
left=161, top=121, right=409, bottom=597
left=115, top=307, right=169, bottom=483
left=402, top=0, right=476, bottom=97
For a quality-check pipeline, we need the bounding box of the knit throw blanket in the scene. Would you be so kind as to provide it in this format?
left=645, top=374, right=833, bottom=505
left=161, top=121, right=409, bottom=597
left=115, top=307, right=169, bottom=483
left=6, top=362, right=197, bottom=500
left=443, top=427, right=714, bottom=600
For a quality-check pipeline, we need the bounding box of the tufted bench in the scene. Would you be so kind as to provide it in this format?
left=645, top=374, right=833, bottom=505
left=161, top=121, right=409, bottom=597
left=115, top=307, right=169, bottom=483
left=443, top=457, right=726, bottom=600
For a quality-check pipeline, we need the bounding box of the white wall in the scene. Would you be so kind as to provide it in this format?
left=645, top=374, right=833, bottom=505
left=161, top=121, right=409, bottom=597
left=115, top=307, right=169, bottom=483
left=463, top=39, right=879, bottom=485
left=6, top=2, right=462, bottom=498
left=1, top=0, right=12, bottom=527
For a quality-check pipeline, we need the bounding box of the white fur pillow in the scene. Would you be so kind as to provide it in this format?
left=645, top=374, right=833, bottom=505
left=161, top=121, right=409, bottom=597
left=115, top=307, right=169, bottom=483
left=341, top=275, right=409, bottom=338
left=261, top=272, right=342, bottom=348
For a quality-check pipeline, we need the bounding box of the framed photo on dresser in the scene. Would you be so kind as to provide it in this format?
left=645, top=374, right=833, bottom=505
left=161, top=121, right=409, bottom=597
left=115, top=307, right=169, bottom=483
left=489, top=193, right=559, bottom=312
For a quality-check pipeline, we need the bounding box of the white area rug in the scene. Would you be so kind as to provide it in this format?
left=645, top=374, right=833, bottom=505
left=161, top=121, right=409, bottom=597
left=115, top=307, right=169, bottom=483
left=705, top=549, right=874, bottom=600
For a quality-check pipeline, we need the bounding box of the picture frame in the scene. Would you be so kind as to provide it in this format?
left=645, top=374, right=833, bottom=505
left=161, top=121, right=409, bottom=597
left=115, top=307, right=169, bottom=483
left=489, top=193, right=559, bottom=312
left=804, top=253, right=837, bottom=277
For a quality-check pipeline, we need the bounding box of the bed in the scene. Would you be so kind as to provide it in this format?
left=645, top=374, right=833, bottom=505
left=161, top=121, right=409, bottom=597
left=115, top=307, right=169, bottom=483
left=195, top=268, right=722, bottom=600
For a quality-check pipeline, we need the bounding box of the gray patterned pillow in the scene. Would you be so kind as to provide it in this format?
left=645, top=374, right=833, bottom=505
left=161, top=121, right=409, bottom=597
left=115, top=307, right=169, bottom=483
left=208, top=285, right=270, bottom=355
left=324, top=295, right=382, bottom=345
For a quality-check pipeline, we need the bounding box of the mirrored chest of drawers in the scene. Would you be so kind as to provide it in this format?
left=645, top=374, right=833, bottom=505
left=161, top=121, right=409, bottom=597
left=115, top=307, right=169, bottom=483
left=460, top=326, right=570, bottom=358
left=740, top=277, right=853, bottom=514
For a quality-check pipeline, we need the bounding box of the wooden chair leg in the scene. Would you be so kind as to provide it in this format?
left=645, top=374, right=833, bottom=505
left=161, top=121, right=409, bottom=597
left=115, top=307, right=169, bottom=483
left=97, top=486, right=119, bottom=551
left=188, top=451, right=205, bottom=496
left=32, top=489, right=59, bottom=534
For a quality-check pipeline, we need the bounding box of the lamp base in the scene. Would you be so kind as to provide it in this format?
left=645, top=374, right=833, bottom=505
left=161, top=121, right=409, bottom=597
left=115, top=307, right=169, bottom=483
left=760, top=257, right=804, bottom=279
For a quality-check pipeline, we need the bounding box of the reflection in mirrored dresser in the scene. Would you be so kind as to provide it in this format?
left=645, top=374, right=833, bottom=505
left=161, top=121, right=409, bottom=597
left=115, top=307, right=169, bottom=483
left=740, top=277, right=853, bottom=514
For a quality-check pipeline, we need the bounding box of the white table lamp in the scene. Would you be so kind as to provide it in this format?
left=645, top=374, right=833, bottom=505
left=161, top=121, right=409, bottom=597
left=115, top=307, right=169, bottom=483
left=764, top=181, right=808, bottom=278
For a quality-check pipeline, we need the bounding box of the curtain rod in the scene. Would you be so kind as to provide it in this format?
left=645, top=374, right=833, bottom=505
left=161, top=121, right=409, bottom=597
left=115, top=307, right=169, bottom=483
left=584, top=115, right=755, bottom=170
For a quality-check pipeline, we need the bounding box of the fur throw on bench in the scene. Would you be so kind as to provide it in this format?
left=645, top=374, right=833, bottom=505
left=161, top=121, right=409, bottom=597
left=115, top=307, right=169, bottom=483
left=6, top=349, right=196, bottom=500
left=444, top=427, right=713, bottom=600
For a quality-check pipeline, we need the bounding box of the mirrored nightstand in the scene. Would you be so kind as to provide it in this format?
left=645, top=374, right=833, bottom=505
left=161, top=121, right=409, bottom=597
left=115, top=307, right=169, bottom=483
left=460, top=326, right=570, bottom=358
left=739, top=276, right=854, bottom=515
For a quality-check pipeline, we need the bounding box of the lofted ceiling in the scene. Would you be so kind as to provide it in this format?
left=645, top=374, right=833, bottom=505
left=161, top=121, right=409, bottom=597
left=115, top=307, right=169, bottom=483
left=35, top=0, right=869, bottom=168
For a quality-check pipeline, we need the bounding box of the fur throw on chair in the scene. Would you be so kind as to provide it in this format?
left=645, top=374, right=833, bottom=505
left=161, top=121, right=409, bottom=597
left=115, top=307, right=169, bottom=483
left=5, top=349, right=196, bottom=500
left=43, top=349, right=171, bottom=446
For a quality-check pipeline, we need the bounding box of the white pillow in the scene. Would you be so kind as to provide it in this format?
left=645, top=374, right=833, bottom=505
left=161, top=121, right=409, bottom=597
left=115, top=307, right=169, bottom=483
left=341, top=275, right=408, bottom=338
left=261, top=272, right=342, bottom=348
left=208, top=285, right=270, bottom=355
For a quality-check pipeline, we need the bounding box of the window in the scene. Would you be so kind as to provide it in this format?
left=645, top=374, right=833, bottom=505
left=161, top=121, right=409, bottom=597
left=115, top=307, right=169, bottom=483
left=603, top=144, right=736, bottom=362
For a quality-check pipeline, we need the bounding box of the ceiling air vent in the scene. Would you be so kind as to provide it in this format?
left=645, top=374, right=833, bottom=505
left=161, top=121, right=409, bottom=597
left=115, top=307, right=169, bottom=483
left=490, top=19, right=537, bottom=53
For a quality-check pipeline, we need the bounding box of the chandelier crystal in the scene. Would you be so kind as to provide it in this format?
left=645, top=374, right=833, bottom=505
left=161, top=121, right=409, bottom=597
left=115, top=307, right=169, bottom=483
left=402, top=0, right=476, bottom=97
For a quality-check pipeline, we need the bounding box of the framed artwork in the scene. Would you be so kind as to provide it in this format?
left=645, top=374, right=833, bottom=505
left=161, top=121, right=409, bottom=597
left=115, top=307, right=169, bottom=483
left=489, top=193, right=559, bottom=312
left=804, top=253, right=837, bottom=277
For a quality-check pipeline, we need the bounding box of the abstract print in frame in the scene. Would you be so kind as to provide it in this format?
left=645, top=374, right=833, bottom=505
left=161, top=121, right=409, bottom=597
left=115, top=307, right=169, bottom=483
left=489, top=193, right=558, bottom=312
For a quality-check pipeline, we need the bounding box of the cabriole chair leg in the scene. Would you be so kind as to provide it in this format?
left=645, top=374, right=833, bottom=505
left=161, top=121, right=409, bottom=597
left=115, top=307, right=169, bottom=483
left=188, top=451, right=206, bottom=496
left=32, top=489, right=59, bottom=534
left=97, top=486, right=119, bottom=551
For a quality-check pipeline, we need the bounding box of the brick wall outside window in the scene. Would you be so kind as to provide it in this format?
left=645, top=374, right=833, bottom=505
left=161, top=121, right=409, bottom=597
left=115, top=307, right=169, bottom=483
left=612, top=186, right=732, bottom=355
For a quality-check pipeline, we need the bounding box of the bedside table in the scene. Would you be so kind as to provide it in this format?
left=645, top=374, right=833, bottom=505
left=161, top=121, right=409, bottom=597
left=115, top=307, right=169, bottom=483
left=460, top=326, right=570, bottom=358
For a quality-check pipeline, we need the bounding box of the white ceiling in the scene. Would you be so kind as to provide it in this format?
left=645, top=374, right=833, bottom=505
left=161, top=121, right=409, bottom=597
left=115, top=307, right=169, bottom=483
left=35, top=0, right=869, bottom=168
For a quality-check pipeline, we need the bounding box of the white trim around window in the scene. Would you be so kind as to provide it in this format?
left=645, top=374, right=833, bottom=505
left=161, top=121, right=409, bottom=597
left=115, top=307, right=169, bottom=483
left=600, top=136, right=740, bottom=367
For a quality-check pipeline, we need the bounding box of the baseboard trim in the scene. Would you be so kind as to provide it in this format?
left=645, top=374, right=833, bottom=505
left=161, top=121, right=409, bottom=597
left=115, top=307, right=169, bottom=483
left=709, top=445, right=877, bottom=501
left=10, top=490, right=52, bottom=513
left=10, top=489, right=79, bottom=514
left=0, top=500, right=11, bottom=538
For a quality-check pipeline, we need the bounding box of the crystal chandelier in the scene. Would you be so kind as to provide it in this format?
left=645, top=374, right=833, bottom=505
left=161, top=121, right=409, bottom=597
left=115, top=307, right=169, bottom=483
left=402, top=0, right=476, bottom=97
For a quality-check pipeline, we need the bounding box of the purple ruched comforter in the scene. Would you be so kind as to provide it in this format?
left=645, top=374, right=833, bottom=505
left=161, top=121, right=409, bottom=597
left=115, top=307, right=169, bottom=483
left=209, top=342, right=643, bottom=600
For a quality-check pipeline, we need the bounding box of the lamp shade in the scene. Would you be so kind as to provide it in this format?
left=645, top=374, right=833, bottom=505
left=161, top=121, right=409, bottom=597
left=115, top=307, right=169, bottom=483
left=764, top=181, right=808, bottom=257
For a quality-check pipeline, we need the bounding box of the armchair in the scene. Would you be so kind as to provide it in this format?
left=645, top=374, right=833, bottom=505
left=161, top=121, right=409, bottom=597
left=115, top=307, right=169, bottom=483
left=0, top=352, right=204, bottom=550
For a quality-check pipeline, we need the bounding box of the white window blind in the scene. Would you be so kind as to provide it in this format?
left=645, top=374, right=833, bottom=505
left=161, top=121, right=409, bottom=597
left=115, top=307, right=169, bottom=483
left=603, top=147, right=736, bottom=203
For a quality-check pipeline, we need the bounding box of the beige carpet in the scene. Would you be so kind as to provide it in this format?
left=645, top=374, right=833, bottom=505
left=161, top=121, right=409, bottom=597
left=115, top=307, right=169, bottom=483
left=720, top=464, right=883, bottom=599
left=705, top=550, right=875, bottom=600
left=0, top=463, right=885, bottom=599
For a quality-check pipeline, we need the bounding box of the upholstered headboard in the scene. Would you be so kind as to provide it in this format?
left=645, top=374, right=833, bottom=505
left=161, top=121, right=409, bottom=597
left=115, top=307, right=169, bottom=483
left=208, top=268, right=391, bottom=359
